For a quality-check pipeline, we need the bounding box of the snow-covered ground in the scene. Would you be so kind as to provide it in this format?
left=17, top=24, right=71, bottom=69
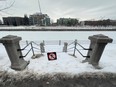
left=0, top=25, right=116, bottom=29
left=0, top=40, right=116, bottom=75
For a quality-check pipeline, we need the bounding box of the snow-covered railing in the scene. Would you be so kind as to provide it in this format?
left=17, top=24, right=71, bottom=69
left=63, top=34, right=113, bottom=68
left=39, top=40, right=73, bottom=45
left=18, top=42, right=35, bottom=58
left=0, top=35, right=46, bottom=70
left=18, top=41, right=45, bottom=59
left=63, top=39, right=91, bottom=57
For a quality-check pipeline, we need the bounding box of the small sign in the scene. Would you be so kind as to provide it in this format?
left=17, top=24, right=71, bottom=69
left=47, top=52, right=57, bottom=61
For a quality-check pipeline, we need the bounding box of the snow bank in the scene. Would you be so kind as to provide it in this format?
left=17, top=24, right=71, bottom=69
left=0, top=41, right=116, bottom=75
left=0, top=26, right=116, bottom=29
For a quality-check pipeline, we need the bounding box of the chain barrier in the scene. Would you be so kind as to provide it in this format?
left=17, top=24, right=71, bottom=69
left=66, top=39, right=92, bottom=58
left=18, top=40, right=91, bottom=58
left=17, top=41, right=44, bottom=58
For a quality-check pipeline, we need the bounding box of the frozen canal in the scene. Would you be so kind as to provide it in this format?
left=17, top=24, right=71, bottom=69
left=0, top=31, right=116, bottom=42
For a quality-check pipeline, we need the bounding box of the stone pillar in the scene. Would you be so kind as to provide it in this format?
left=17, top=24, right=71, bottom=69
left=63, top=42, right=68, bottom=52
left=0, top=35, right=29, bottom=70
left=40, top=42, right=45, bottom=53
left=83, top=34, right=113, bottom=67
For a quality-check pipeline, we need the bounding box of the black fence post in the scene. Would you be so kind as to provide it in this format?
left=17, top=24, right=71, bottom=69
left=30, top=42, right=35, bottom=56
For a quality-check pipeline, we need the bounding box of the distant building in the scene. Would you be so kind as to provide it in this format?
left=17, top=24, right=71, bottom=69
left=83, top=19, right=116, bottom=26
left=2, top=15, right=29, bottom=26
left=29, top=13, right=51, bottom=26
left=110, top=20, right=116, bottom=26
left=3, top=17, right=24, bottom=26
left=57, top=18, right=79, bottom=26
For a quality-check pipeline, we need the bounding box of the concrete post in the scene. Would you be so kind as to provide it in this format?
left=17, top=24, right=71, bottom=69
left=40, top=42, right=45, bottom=53
left=73, top=40, right=77, bottom=56
left=63, top=42, right=68, bottom=52
left=0, top=35, right=29, bottom=70
left=59, top=40, right=61, bottom=45
left=83, top=34, right=113, bottom=67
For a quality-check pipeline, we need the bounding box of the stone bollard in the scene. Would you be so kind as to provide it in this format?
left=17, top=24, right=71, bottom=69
left=0, top=35, right=29, bottom=70
left=63, top=42, right=68, bottom=52
left=40, top=42, right=45, bottom=53
left=83, top=34, right=113, bottom=67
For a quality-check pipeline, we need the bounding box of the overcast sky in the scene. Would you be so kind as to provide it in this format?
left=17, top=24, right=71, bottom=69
left=0, top=0, right=116, bottom=22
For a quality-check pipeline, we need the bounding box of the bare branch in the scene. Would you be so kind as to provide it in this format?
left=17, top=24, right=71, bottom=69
left=0, top=0, right=15, bottom=11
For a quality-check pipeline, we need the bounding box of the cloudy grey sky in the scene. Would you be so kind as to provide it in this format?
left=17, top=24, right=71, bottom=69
left=0, top=0, right=116, bottom=21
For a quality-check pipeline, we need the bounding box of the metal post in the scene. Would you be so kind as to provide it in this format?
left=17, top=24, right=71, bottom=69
left=82, top=34, right=113, bottom=67
left=30, top=42, right=35, bottom=56
left=26, top=40, right=28, bottom=45
left=0, top=35, right=29, bottom=70
left=73, top=39, right=77, bottom=56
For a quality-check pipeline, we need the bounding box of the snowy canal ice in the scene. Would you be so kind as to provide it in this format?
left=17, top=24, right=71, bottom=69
left=0, top=31, right=116, bottom=43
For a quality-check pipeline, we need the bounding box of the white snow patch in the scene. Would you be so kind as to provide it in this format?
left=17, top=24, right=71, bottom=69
left=0, top=41, right=116, bottom=75
left=0, top=26, right=116, bottom=29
